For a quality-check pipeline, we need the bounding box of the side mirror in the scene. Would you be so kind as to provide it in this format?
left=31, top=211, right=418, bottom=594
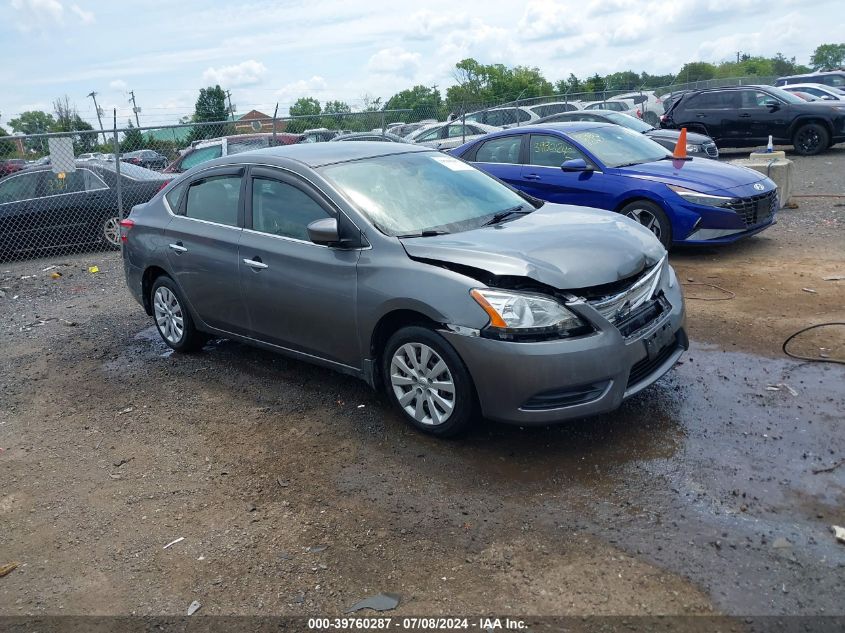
left=561, top=158, right=590, bottom=172
left=307, top=217, right=340, bottom=246
left=764, top=100, right=780, bottom=110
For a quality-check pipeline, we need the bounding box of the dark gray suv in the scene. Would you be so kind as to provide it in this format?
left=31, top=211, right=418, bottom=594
left=121, top=143, right=687, bottom=437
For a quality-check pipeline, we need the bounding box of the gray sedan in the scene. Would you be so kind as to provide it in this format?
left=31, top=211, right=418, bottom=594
left=121, top=143, right=687, bottom=437
left=537, top=109, right=720, bottom=158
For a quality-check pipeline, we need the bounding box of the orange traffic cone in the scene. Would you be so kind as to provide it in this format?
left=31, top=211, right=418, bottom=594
left=673, top=128, right=688, bottom=159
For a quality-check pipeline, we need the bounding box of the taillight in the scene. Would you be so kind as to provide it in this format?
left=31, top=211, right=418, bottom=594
left=157, top=181, right=169, bottom=193
left=119, top=218, right=135, bottom=242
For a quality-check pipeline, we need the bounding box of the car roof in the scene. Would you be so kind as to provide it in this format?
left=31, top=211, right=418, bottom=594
left=473, top=122, right=613, bottom=138
left=782, top=82, right=842, bottom=90
left=224, top=141, right=432, bottom=167
left=691, top=84, right=774, bottom=93
left=778, top=70, right=845, bottom=79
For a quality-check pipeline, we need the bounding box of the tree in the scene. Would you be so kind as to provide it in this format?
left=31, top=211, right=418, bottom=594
left=771, top=52, right=810, bottom=77
left=554, top=73, right=582, bottom=95
left=8, top=110, right=55, bottom=135
left=51, top=95, right=96, bottom=153
left=604, top=70, right=641, bottom=91
left=676, top=62, right=717, bottom=83
left=385, top=85, right=442, bottom=122
left=585, top=73, right=606, bottom=94
left=0, top=126, right=18, bottom=158
left=189, top=85, right=229, bottom=142
left=445, top=58, right=553, bottom=112
left=323, top=100, right=351, bottom=115
left=287, top=97, right=322, bottom=133
left=122, top=121, right=144, bottom=152
left=810, top=43, right=845, bottom=71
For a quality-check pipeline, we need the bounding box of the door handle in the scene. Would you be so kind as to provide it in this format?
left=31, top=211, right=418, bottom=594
left=696, top=114, right=706, bottom=118
left=739, top=113, right=751, bottom=118
left=524, top=174, right=541, bottom=181
left=243, top=257, right=268, bottom=270
left=168, top=243, right=187, bottom=253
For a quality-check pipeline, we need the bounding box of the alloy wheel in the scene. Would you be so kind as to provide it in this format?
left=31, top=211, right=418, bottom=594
left=390, top=342, right=455, bottom=426
left=103, top=216, right=121, bottom=246
left=153, top=286, right=185, bottom=344
left=796, top=128, right=820, bottom=154
left=625, top=207, right=662, bottom=240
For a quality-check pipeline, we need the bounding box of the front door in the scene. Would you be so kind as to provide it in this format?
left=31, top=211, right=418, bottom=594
left=164, top=166, right=246, bottom=333
left=737, top=89, right=791, bottom=143
left=238, top=167, right=360, bottom=368
left=519, top=133, right=610, bottom=208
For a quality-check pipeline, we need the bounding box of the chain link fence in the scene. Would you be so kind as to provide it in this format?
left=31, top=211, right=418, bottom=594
left=0, top=109, right=427, bottom=264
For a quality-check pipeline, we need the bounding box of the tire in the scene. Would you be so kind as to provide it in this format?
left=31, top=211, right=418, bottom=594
left=619, top=200, right=673, bottom=249
left=792, top=123, right=829, bottom=156
left=643, top=111, right=660, bottom=127
left=101, top=215, right=122, bottom=250
left=150, top=275, right=204, bottom=352
left=382, top=326, right=476, bottom=437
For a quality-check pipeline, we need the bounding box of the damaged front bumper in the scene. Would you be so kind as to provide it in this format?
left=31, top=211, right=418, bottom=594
left=440, top=270, right=687, bottom=425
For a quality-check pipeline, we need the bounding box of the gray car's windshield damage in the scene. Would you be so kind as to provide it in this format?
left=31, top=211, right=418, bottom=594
left=320, top=152, right=535, bottom=236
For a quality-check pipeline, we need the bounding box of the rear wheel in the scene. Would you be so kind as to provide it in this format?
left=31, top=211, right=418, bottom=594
left=643, top=111, right=660, bottom=127
left=101, top=215, right=121, bottom=249
left=382, top=326, right=476, bottom=437
left=619, top=200, right=673, bottom=249
left=150, top=276, right=204, bottom=352
left=792, top=123, right=829, bottom=156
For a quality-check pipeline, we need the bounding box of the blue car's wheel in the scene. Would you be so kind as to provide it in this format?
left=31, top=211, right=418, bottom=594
left=620, top=200, right=672, bottom=249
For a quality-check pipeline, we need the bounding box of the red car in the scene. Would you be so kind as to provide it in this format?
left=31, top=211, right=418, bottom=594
left=0, top=159, right=26, bottom=178
left=164, top=133, right=303, bottom=173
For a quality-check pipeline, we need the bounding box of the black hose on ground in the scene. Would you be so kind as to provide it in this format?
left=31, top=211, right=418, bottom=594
left=782, top=322, right=845, bottom=365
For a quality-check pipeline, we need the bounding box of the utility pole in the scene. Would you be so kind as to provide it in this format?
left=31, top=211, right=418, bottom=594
left=736, top=51, right=741, bottom=64
left=128, top=90, right=141, bottom=127
left=87, top=91, right=107, bottom=145
left=225, top=90, right=236, bottom=120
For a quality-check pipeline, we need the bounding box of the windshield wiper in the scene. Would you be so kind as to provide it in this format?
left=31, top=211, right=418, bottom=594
left=396, top=229, right=450, bottom=238
left=483, top=205, right=531, bottom=226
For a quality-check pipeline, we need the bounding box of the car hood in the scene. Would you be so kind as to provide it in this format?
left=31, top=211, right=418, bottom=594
left=400, top=204, right=665, bottom=290
left=645, top=128, right=712, bottom=144
left=616, top=157, right=764, bottom=192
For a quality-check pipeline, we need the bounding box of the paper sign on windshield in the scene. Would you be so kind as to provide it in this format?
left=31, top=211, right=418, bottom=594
left=430, top=155, right=474, bottom=171
left=48, top=137, right=76, bottom=174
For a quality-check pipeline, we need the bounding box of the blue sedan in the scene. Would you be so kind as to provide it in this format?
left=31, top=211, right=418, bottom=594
left=451, top=122, right=778, bottom=248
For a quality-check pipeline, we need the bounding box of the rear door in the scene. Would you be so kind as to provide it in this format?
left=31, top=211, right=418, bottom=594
left=165, top=166, right=247, bottom=333
left=519, top=133, right=611, bottom=208
left=467, top=134, right=525, bottom=187
left=736, top=89, right=791, bottom=142
left=679, top=91, right=739, bottom=140
left=238, top=167, right=360, bottom=367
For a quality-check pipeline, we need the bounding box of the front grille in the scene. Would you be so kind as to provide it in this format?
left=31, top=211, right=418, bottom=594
left=703, top=142, right=719, bottom=158
left=522, top=381, right=609, bottom=411
left=627, top=334, right=680, bottom=388
left=588, top=257, right=665, bottom=336
left=726, top=190, right=777, bottom=227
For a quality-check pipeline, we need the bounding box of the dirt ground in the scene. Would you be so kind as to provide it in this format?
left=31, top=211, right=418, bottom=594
left=0, top=149, right=843, bottom=619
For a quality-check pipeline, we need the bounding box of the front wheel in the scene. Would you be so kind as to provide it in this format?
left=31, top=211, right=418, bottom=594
left=792, top=123, right=829, bottom=156
left=150, top=276, right=204, bottom=352
left=382, top=326, right=476, bottom=437
left=619, top=200, right=673, bottom=249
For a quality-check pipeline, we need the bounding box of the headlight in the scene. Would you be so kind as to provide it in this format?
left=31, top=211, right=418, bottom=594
left=686, top=144, right=700, bottom=153
left=470, top=288, right=589, bottom=341
left=668, top=184, right=732, bottom=208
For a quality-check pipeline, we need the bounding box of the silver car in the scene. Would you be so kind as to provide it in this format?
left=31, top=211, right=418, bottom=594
left=121, top=143, right=686, bottom=437
left=405, top=121, right=501, bottom=150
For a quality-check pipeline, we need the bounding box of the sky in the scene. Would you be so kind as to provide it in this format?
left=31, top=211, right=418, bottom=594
left=0, top=0, right=841, bottom=131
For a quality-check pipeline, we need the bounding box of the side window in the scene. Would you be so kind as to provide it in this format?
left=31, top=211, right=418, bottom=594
left=251, top=178, right=329, bottom=241
left=740, top=90, right=775, bottom=108
left=825, top=75, right=844, bottom=87
left=0, top=173, right=39, bottom=204
left=81, top=169, right=108, bottom=192
left=447, top=124, right=469, bottom=138
left=40, top=170, right=86, bottom=196
left=517, top=109, right=532, bottom=122
left=228, top=137, right=270, bottom=155
left=474, top=136, right=522, bottom=164
left=164, top=182, right=186, bottom=211
left=184, top=175, right=241, bottom=226
left=529, top=134, right=587, bottom=167
left=180, top=145, right=223, bottom=171
left=416, top=128, right=442, bottom=142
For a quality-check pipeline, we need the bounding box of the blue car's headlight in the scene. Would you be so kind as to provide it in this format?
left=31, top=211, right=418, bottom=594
left=668, top=184, right=732, bottom=208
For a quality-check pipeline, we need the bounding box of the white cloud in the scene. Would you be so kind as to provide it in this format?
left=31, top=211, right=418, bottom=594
left=407, top=10, right=472, bottom=40
left=202, top=60, right=267, bottom=87
left=275, top=76, right=330, bottom=108
left=70, top=3, right=94, bottom=24
left=518, top=1, right=583, bottom=41
left=10, top=0, right=65, bottom=30
left=367, top=47, right=422, bottom=78
left=109, top=79, right=127, bottom=90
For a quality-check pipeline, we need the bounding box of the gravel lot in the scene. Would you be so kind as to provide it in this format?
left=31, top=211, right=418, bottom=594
left=0, top=149, right=843, bottom=619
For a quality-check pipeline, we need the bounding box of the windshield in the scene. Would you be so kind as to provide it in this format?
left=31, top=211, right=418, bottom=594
left=571, top=126, right=669, bottom=168
left=766, top=87, right=807, bottom=104
left=320, top=151, right=532, bottom=236
left=606, top=112, right=654, bottom=132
